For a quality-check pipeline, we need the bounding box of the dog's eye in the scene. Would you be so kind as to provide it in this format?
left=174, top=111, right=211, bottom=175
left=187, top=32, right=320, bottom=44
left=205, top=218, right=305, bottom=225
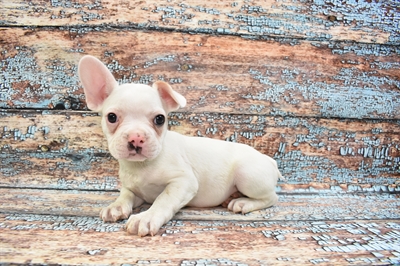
left=107, top=113, right=118, bottom=123
left=154, top=115, right=165, bottom=126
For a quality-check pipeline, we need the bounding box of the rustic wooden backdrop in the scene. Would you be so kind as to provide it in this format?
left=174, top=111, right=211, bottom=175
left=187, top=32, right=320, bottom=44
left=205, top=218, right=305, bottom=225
left=0, top=0, right=399, bottom=265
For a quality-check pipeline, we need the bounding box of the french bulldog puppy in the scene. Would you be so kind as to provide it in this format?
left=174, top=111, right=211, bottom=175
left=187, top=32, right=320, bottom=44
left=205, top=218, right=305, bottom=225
left=78, top=55, right=282, bottom=236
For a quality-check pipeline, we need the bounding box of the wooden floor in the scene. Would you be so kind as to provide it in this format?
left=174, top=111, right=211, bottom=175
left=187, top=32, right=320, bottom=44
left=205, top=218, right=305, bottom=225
left=1, top=189, right=399, bottom=265
left=1, top=0, right=400, bottom=265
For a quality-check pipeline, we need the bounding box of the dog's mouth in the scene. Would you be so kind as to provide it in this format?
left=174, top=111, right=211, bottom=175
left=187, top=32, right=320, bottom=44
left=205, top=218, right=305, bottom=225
left=127, top=142, right=142, bottom=154
left=125, top=142, right=148, bottom=161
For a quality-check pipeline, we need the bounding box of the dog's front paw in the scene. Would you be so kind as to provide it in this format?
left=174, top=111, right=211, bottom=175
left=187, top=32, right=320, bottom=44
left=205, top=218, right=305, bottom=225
left=125, top=211, right=165, bottom=237
left=100, top=202, right=132, bottom=222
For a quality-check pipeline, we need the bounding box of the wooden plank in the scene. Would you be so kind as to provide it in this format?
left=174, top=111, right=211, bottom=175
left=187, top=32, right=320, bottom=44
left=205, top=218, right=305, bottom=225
left=0, top=188, right=399, bottom=221
left=1, top=0, right=398, bottom=44
left=1, top=2, right=399, bottom=264
left=1, top=110, right=399, bottom=191
left=1, top=213, right=399, bottom=265
left=1, top=28, right=399, bottom=119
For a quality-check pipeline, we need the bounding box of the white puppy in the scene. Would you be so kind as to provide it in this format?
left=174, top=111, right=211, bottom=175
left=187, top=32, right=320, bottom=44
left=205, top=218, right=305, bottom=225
left=78, top=55, right=281, bottom=236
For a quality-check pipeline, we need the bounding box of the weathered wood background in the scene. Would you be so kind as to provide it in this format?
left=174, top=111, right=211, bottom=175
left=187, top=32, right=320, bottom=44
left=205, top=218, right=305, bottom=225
left=0, top=0, right=399, bottom=265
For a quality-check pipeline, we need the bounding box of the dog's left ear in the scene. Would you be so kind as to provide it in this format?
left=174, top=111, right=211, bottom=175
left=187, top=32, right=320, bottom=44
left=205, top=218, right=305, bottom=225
left=153, top=81, right=187, bottom=112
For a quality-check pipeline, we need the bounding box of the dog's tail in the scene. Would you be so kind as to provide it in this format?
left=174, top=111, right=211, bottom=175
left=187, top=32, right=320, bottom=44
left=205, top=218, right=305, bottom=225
left=278, top=170, right=286, bottom=182
left=273, top=160, right=286, bottom=182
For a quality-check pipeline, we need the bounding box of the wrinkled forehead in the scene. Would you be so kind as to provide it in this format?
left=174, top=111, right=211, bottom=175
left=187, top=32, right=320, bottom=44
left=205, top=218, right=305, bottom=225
left=102, top=84, right=164, bottom=113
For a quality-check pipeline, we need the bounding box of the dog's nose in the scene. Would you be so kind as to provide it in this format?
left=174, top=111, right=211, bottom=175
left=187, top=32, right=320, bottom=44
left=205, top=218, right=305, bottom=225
left=127, top=134, right=145, bottom=154
left=128, top=134, right=145, bottom=146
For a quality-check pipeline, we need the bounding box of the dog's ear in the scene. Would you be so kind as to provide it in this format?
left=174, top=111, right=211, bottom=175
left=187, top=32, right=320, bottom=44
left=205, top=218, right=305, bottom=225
left=78, top=55, right=118, bottom=112
left=153, top=81, right=187, bottom=112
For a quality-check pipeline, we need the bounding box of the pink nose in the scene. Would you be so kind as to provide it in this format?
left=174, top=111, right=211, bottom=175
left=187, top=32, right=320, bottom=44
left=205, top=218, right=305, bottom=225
left=128, top=134, right=145, bottom=146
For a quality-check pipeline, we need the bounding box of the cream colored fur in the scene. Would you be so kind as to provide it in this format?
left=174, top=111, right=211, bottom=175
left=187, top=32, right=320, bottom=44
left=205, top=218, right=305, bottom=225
left=78, top=55, right=281, bottom=236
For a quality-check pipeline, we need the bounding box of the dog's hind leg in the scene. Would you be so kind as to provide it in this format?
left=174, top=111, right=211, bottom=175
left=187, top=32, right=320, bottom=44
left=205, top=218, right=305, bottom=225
left=227, top=155, right=279, bottom=214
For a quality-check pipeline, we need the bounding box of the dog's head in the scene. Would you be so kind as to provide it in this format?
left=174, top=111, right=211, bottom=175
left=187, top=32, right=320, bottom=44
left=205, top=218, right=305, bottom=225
left=78, top=55, right=186, bottom=162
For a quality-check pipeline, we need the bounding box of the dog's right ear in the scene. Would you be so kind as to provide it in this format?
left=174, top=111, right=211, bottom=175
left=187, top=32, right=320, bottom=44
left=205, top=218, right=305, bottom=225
left=78, top=55, right=118, bottom=112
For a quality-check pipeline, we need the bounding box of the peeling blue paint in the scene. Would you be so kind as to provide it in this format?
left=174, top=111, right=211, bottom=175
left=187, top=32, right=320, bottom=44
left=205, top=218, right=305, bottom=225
left=147, top=0, right=399, bottom=43
left=0, top=49, right=80, bottom=109
left=273, top=116, right=400, bottom=186
left=246, top=65, right=400, bottom=119
left=309, top=0, right=400, bottom=44
left=0, top=149, right=117, bottom=190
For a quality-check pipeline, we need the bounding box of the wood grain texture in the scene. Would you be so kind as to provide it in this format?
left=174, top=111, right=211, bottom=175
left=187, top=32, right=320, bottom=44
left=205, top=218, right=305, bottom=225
left=1, top=110, right=399, bottom=191
left=1, top=0, right=400, bottom=264
left=1, top=185, right=399, bottom=265
left=1, top=0, right=398, bottom=44
left=1, top=28, right=399, bottom=119
left=1, top=213, right=399, bottom=265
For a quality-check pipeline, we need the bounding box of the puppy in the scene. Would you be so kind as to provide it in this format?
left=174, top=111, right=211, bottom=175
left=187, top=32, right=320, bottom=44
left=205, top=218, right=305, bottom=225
left=78, top=55, right=281, bottom=236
